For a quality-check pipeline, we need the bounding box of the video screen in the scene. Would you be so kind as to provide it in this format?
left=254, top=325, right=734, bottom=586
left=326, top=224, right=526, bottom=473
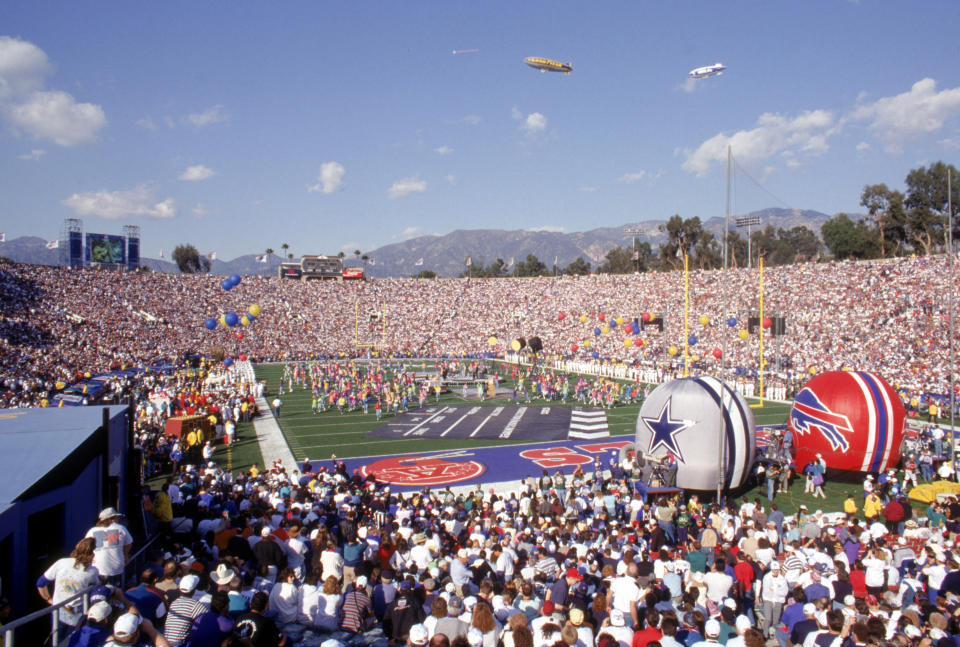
left=86, top=234, right=126, bottom=264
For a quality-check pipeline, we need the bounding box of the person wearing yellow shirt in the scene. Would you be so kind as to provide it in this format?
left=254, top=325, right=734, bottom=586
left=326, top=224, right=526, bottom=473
left=863, top=491, right=883, bottom=521
left=843, top=492, right=858, bottom=519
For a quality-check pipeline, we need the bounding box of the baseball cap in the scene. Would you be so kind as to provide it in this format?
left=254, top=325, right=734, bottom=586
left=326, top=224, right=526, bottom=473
left=354, top=575, right=368, bottom=589
left=803, top=603, right=816, bottom=616
left=87, top=601, right=112, bottom=622
left=704, top=619, right=721, bottom=637
left=565, top=567, right=583, bottom=580
left=114, top=613, right=141, bottom=638
left=770, top=561, right=780, bottom=570
left=89, top=584, right=114, bottom=604
left=179, top=574, right=201, bottom=593
left=610, top=609, right=625, bottom=626
left=843, top=595, right=855, bottom=606
left=409, top=624, right=429, bottom=646
left=735, top=615, right=752, bottom=632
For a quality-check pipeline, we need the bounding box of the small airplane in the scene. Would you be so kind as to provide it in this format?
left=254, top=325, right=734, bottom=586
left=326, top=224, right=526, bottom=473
left=688, top=62, right=727, bottom=79
left=524, top=57, right=573, bottom=74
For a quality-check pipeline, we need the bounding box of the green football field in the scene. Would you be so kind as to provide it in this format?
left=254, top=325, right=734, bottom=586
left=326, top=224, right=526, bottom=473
left=146, top=361, right=931, bottom=517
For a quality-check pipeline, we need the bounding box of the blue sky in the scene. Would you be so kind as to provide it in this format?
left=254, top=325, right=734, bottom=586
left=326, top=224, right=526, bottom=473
left=1, top=1, right=959, bottom=260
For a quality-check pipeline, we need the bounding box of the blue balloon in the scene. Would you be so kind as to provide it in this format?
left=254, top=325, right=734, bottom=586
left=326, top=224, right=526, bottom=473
left=688, top=335, right=698, bottom=346
left=594, top=327, right=601, bottom=337
left=229, top=274, right=241, bottom=286
left=223, top=357, right=233, bottom=367
left=592, top=351, right=599, bottom=359
left=727, top=317, right=737, bottom=327
left=631, top=321, right=640, bottom=334
left=246, top=314, right=256, bottom=323
left=221, top=279, right=233, bottom=291
left=610, top=319, right=617, bottom=328
left=225, top=312, right=239, bottom=327
left=204, top=317, right=217, bottom=330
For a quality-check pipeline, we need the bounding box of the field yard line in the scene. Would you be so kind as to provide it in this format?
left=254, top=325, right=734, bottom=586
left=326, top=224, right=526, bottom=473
left=404, top=407, right=453, bottom=437
left=440, top=413, right=471, bottom=437
left=469, top=412, right=497, bottom=438
left=252, top=395, right=297, bottom=469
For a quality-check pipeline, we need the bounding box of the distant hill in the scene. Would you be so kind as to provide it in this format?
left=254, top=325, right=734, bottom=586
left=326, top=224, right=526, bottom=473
left=0, top=208, right=840, bottom=277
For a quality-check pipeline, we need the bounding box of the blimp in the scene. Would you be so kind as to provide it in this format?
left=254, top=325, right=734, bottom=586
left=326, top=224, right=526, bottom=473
left=524, top=57, right=573, bottom=74
left=689, top=62, right=726, bottom=79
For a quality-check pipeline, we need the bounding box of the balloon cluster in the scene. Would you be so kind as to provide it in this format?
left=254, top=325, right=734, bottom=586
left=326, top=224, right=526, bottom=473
left=202, top=273, right=263, bottom=367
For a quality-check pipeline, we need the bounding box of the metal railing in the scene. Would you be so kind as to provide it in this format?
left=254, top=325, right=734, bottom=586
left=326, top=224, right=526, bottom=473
left=2, top=530, right=161, bottom=647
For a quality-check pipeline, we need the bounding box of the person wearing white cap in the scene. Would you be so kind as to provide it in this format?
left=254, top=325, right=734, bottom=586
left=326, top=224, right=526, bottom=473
left=724, top=615, right=753, bottom=647
left=105, top=611, right=166, bottom=646
left=688, top=618, right=722, bottom=647
left=163, top=574, right=208, bottom=647
left=760, top=561, right=789, bottom=638
left=85, top=507, right=134, bottom=580
left=597, top=609, right=634, bottom=647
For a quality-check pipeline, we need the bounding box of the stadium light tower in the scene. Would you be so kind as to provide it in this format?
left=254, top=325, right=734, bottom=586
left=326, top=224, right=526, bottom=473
left=736, top=215, right=761, bottom=270
left=624, top=226, right=644, bottom=272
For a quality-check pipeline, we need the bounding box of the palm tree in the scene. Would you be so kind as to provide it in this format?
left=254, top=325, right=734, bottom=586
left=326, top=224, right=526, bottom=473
left=265, top=247, right=274, bottom=256
left=353, top=249, right=361, bottom=266
left=281, top=243, right=290, bottom=259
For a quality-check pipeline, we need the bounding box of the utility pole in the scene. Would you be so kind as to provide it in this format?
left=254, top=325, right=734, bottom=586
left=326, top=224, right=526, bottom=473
left=624, top=227, right=644, bottom=272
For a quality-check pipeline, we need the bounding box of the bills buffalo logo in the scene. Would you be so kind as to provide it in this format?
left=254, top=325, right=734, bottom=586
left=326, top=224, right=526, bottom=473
left=790, top=388, right=854, bottom=452
left=361, top=451, right=485, bottom=486
left=641, top=398, right=694, bottom=464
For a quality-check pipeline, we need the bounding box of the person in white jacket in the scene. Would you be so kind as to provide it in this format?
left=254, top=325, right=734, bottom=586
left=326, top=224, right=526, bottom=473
left=760, top=561, right=789, bottom=638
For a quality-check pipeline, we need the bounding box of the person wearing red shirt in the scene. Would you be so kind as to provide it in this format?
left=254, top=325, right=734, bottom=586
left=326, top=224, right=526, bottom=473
left=733, top=552, right=756, bottom=621
left=631, top=608, right=662, bottom=647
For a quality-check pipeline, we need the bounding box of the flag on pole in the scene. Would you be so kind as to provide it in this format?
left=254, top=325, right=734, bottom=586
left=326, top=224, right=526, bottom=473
left=159, top=249, right=164, bottom=258
left=0, top=233, right=5, bottom=243
left=554, top=256, right=558, bottom=266
left=465, top=256, right=472, bottom=266
left=256, top=254, right=267, bottom=263
left=507, top=257, right=514, bottom=267
left=415, top=258, right=424, bottom=266
left=45, top=239, right=59, bottom=249
left=632, top=250, right=639, bottom=260
left=208, top=251, right=216, bottom=260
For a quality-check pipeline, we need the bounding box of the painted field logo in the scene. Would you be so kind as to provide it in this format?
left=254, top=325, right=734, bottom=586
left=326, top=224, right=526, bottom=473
left=361, top=451, right=485, bottom=486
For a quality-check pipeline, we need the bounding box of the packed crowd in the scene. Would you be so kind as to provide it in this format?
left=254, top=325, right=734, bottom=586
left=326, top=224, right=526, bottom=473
left=0, top=254, right=956, bottom=410
left=37, top=447, right=960, bottom=647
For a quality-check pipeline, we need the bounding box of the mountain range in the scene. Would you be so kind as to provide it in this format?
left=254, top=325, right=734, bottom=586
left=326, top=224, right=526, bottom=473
left=0, top=207, right=838, bottom=278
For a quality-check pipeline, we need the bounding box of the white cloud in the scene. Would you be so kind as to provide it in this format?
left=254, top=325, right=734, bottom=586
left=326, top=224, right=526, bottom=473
left=401, top=226, right=423, bottom=238
left=856, top=141, right=871, bottom=152
left=445, top=174, right=457, bottom=185
left=185, top=104, right=228, bottom=127
left=0, top=36, right=51, bottom=99
left=62, top=185, right=178, bottom=220
left=679, top=78, right=697, bottom=94
left=527, top=225, right=566, bottom=233
left=522, top=112, right=547, bottom=135
left=307, top=161, right=345, bottom=194
left=192, top=203, right=211, bottom=218
left=434, top=145, right=454, bottom=155
left=618, top=171, right=646, bottom=184
left=388, top=177, right=427, bottom=199
left=136, top=116, right=156, bottom=130
left=8, top=90, right=106, bottom=146
left=580, top=186, right=598, bottom=192
left=510, top=106, right=522, bottom=120
left=18, top=148, right=44, bottom=161
left=682, top=109, right=835, bottom=176
left=851, top=78, right=960, bottom=153
left=179, top=164, right=215, bottom=181
left=0, top=37, right=106, bottom=147
left=461, top=114, right=482, bottom=125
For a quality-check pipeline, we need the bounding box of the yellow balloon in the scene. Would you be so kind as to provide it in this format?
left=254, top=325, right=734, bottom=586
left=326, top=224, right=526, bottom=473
left=584, top=340, right=591, bottom=348
left=55, top=381, right=65, bottom=390
left=699, top=315, right=710, bottom=325
left=615, top=316, right=624, bottom=326
left=738, top=329, right=749, bottom=340
left=624, top=338, right=633, bottom=347
left=488, top=336, right=498, bottom=346
left=41, top=399, right=49, bottom=408
left=84, top=372, right=91, bottom=379
left=219, top=314, right=227, bottom=327
left=241, top=316, right=251, bottom=326
left=691, top=355, right=699, bottom=362
left=668, top=346, right=678, bottom=356
left=511, top=339, right=521, bottom=351
left=601, top=325, right=610, bottom=334
left=249, top=304, right=261, bottom=317
left=579, top=314, right=587, bottom=323
left=809, top=366, right=817, bottom=375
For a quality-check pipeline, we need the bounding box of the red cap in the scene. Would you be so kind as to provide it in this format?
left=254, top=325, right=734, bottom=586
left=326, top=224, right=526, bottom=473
left=542, top=600, right=555, bottom=614
left=566, top=568, right=583, bottom=580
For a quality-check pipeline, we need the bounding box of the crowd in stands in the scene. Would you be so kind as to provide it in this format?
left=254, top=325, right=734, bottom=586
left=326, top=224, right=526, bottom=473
left=0, top=254, right=956, bottom=411
left=33, top=448, right=960, bottom=647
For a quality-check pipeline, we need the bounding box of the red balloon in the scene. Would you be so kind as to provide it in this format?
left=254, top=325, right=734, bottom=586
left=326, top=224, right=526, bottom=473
left=641, top=312, right=652, bottom=322
left=762, top=317, right=772, bottom=329
left=571, top=344, right=579, bottom=353
left=558, top=312, right=565, bottom=321
left=713, top=348, right=722, bottom=359
left=598, top=313, right=605, bottom=322
left=636, top=338, right=644, bottom=347
left=235, top=332, right=244, bottom=340
left=239, top=354, right=247, bottom=362
left=788, top=371, right=906, bottom=473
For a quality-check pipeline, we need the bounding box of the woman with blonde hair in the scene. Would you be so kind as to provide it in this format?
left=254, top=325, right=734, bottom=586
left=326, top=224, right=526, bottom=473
left=36, top=538, right=101, bottom=641
left=501, top=612, right=529, bottom=647
left=315, top=575, right=343, bottom=631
